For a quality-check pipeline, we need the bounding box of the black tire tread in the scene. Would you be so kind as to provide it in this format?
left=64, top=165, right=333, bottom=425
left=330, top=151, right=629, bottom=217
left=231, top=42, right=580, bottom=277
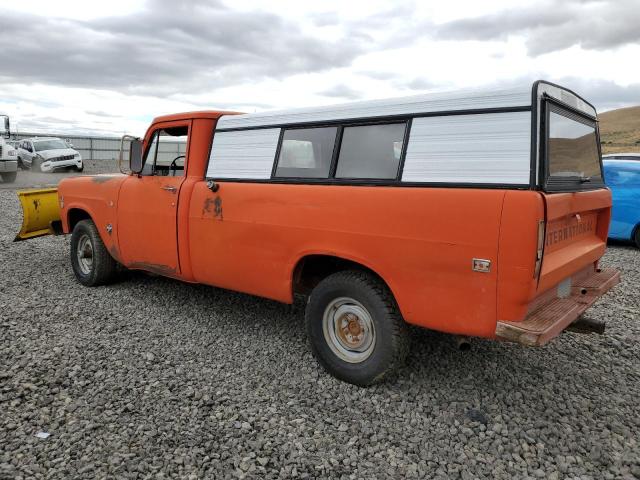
left=305, top=269, right=409, bottom=386
left=634, top=225, right=640, bottom=249
left=70, top=219, right=118, bottom=286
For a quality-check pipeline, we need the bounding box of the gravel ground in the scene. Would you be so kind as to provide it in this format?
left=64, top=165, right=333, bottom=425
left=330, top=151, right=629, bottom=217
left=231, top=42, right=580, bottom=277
left=0, top=174, right=639, bottom=479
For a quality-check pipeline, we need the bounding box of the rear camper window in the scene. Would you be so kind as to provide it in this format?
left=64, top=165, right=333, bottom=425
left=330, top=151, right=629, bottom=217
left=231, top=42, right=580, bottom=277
left=275, top=127, right=337, bottom=178
left=546, top=105, right=603, bottom=191
left=336, top=123, right=406, bottom=179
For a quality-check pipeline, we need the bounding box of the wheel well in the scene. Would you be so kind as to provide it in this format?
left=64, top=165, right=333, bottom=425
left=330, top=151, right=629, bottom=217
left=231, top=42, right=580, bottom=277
left=292, top=255, right=387, bottom=297
left=67, top=208, right=91, bottom=232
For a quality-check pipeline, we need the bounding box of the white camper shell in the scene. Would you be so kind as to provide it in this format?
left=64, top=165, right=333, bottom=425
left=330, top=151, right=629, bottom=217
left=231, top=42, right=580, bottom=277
left=207, top=80, right=602, bottom=193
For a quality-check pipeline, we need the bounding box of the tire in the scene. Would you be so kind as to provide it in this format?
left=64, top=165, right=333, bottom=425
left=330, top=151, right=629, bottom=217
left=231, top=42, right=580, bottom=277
left=31, top=157, right=42, bottom=172
left=1, top=171, right=16, bottom=183
left=634, top=226, right=640, bottom=249
left=74, top=163, right=84, bottom=172
left=17, top=157, right=26, bottom=170
left=305, top=270, right=409, bottom=386
left=70, top=219, right=118, bottom=286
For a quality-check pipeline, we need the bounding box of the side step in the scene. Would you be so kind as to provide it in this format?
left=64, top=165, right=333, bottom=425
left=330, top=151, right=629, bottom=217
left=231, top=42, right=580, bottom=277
left=495, top=268, right=620, bottom=346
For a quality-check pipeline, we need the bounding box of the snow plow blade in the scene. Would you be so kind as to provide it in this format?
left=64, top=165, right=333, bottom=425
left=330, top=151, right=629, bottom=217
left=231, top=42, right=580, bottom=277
left=14, top=188, right=62, bottom=241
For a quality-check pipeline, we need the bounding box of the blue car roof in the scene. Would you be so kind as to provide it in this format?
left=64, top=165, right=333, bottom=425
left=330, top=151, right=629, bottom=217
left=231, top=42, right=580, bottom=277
left=603, top=159, right=640, bottom=170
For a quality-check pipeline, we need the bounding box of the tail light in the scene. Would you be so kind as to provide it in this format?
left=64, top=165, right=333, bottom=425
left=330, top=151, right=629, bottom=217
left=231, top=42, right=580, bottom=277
left=534, top=220, right=545, bottom=278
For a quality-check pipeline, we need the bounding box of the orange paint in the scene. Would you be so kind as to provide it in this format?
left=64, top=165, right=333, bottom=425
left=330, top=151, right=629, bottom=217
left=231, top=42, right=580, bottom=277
left=58, top=111, right=616, bottom=341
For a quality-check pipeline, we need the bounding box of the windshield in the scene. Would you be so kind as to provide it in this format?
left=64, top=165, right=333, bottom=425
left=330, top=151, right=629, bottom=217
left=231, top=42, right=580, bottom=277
left=546, top=106, right=602, bottom=190
left=34, top=139, right=69, bottom=151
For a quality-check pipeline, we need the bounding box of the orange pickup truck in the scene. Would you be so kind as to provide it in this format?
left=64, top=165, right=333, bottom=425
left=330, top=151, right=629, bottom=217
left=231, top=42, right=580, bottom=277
left=18, top=80, right=619, bottom=385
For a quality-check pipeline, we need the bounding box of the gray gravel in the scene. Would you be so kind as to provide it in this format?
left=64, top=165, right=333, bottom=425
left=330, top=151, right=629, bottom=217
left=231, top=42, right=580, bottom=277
left=1, top=174, right=639, bottom=479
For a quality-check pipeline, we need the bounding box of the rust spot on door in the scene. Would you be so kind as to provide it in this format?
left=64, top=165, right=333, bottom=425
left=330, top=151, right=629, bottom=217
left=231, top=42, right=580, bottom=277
left=213, top=196, right=223, bottom=220
left=202, top=197, right=215, bottom=215
left=202, top=196, right=223, bottom=221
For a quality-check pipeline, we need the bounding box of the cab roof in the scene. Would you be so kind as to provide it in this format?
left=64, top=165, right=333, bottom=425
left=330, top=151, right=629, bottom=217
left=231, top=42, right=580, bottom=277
left=151, top=110, right=242, bottom=124
left=603, top=159, right=640, bottom=169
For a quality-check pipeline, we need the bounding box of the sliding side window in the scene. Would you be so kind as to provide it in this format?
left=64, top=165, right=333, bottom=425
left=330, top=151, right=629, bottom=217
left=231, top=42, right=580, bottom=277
left=275, top=127, right=337, bottom=178
left=335, top=123, right=406, bottom=179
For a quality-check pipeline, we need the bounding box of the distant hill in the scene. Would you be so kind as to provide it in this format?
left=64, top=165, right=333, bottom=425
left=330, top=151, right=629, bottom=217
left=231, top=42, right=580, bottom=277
left=599, top=105, right=640, bottom=154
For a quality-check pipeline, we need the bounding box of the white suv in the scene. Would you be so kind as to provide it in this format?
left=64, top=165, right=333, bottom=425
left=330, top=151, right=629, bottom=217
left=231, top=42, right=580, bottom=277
left=18, top=137, right=83, bottom=173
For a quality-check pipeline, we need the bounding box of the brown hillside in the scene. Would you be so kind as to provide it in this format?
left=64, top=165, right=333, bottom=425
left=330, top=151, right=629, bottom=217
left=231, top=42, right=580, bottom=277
left=599, top=105, right=640, bottom=154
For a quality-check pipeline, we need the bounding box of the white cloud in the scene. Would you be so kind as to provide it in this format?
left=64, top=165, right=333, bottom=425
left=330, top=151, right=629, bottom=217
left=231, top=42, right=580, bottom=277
left=0, top=0, right=637, bottom=136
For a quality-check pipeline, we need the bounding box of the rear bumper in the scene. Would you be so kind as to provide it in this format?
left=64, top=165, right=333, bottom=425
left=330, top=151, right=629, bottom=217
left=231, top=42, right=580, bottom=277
left=495, top=267, right=620, bottom=346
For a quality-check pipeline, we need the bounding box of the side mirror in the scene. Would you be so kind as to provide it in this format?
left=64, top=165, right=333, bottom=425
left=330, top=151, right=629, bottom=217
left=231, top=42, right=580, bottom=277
left=129, top=139, right=144, bottom=173
left=118, top=135, right=142, bottom=174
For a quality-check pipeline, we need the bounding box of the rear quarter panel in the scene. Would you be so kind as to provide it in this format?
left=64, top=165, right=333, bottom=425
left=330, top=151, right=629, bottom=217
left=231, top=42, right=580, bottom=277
left=188, top=183, right=507, bottom=337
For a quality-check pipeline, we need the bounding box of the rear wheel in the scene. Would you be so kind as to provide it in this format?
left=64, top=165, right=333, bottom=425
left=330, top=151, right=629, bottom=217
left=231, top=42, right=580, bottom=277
left=70, top=219, right=118, bottom=286
left=305, top=270, right=409, bottom=386
left=634, top=226, right=640, bottom=249
left=1, top=171, right=16, bottom=183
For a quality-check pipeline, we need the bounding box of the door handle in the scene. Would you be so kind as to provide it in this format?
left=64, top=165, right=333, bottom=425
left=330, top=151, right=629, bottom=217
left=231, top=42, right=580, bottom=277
left=161, top=185, right=177, bottom=193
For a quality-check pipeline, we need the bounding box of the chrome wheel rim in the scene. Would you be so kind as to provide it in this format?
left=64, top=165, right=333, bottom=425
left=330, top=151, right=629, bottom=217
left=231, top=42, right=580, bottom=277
left=322, top=297, right=376, bottom=363
left=76, top=234, right=94, bottom=275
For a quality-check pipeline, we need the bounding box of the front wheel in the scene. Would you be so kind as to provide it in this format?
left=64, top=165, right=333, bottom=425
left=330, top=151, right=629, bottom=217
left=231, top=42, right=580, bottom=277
left=305, top=270, right=409, bottom=386
left=70, top=219, right=118, bottom=286
left=74, top=163, right=84, bottom=172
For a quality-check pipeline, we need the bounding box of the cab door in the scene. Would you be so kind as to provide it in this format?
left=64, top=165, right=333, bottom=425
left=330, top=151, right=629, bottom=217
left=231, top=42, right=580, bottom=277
left=117, top=122, right=189, bottom=275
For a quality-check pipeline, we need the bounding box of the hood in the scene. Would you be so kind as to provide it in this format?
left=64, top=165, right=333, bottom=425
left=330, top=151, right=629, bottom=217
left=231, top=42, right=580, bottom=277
left=37, top=148, right=79, bottom=160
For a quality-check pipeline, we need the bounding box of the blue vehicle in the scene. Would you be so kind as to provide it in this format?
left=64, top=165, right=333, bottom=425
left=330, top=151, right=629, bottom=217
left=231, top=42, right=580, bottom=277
left=603, top=159, right=640, bottom=248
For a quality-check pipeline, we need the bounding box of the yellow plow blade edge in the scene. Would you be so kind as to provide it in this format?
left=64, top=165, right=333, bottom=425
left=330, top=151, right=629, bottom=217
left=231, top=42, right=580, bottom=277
left=15, top=188, right=62, bottom=241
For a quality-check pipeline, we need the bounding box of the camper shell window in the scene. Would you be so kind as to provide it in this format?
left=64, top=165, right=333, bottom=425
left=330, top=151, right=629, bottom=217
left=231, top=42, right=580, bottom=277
left=543, top=102, right=603, bottom=192
left=336, top=123, right=406, bottom=180
left=275, top=127, right=337, bottom=178
left=273, top=121, right=408, bottom=181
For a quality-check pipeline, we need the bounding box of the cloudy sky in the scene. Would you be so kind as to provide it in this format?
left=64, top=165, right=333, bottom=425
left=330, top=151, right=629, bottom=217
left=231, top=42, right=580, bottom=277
left=0, top=0, right=638, bottom=136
